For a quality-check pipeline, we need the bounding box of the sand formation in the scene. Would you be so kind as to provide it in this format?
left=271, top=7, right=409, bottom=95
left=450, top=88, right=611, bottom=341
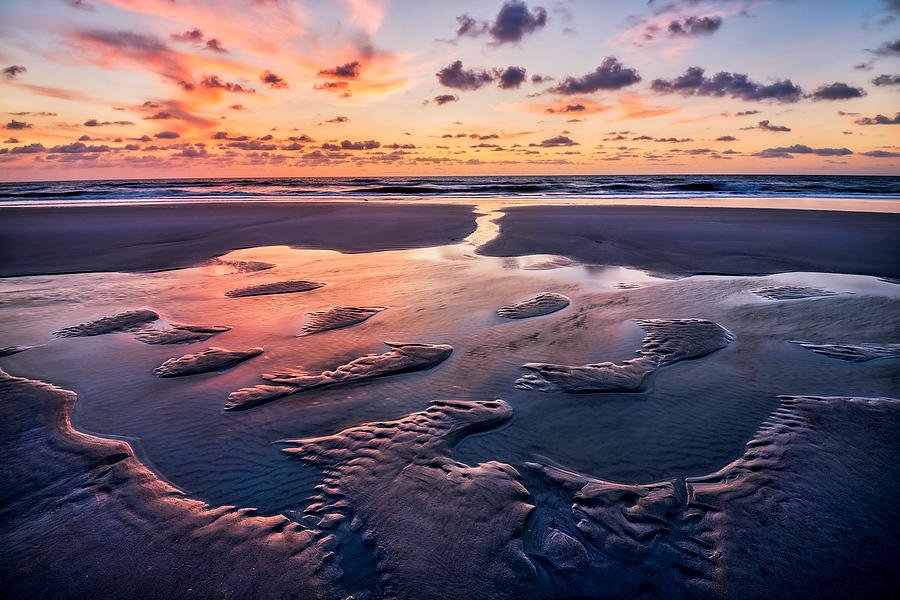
left=153, top=347, right=263, bottom=377
left=209, top=257, right=276, bottom=273
left=0, top=346, right=30, bottom=357
left=0, top=370, right=327, bottom=599
left=791, top=341, right=900, bottom=362
left=752, top=285, right=841, bottom=300
left=53, top=310, right=230, bottom=345
left=2, top=366, right=897, bottom=599
left=226, top=342, right=453, bottom=410
left=517, top=318, right=734, bottom=392
left=54, top=309, right=159, bottom=337
left=283, top=399, right=533, bottom=599
left=300, top=306, right=387, bottom=336
left=497, top=292, right=571, bottom=319
left=133, top=323, right=231, bottom=345
left=225, top=280, right=325, bottom=297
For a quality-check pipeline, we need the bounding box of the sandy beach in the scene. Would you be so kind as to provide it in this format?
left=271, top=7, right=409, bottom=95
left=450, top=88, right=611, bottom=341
left=2, top=202, right=898, bottom=278
left=1, top=200, right=898, bottom=599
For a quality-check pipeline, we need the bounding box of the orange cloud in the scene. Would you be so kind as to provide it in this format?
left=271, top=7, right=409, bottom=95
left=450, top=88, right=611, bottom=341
left=613, top=94, right=679, bottom=121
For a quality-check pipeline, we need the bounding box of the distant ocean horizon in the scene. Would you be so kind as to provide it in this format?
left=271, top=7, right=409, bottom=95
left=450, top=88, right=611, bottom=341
left=1, top=174, right=899, bottom=207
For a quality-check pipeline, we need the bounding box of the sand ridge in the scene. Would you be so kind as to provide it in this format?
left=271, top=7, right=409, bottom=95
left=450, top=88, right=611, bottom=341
left=225, top=280, right=326, bottom=297
left=209, top=257, right=276, bottom=273
left=790, top=341, right=900, bottom=362
left=226, top=342, right=453, bottom=410
left=153, top=347, right=263, bottom=377
left=54, top=309, right=159, bottom=337
left=300, top=306, right=387, bottom=336
left=0, top=346, right=30, bottom=357
left=497, top=292, right=571, bottom=319
left=133, top=323, right=231, bottom=345
left=517, top=318, right=734, bottom=392
left=752, top=285, right=842, bottom=300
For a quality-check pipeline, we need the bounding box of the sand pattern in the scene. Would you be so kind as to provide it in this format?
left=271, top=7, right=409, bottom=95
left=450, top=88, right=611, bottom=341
left=153, top=347, right=263, bottom=377
left=300, top=306, right=386, bottom=336
left=0, top=370, right=331, bottom=599
left=752, top=285, right=841, bottom=300
left=497, top=292, right=571, bottom=319
left=133, top=323, right=231, bottom=345
left=283, top=399, right=536, bottom=599
left=2, top=366, right=897, bottom=599
left=225, top=280, right=325, bottom=298
left=209, top=258, right=276, bottom=273
left=53, top=309, right=159, bottom=337
left=517, top=318, right=734, bottom=392
left=226, top=342, right=452, bottom=410
left=522, top=395, right=900, bottom=598
left=791, top=341, right=900, bottom=362
left=0, top=346, right=29, bottom=357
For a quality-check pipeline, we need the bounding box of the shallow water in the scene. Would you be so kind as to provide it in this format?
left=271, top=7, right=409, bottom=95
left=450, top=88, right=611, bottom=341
left=0, top=224, right=898, bottom=518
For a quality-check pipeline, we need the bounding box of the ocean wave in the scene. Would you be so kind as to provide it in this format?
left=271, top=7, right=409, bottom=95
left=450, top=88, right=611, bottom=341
left=1, top=175, right=898, bottom=204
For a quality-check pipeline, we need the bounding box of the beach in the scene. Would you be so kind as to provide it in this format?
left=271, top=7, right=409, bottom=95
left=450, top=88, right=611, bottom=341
left=1, top=198, right=898, bottom=599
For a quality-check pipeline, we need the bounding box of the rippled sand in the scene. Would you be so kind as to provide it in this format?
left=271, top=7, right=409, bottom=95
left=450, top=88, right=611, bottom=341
left=1, top=203, right=898, bottom=599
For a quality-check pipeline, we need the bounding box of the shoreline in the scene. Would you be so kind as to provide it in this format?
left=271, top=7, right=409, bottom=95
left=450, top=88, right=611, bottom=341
left=1, top=195, right=899, bottom=213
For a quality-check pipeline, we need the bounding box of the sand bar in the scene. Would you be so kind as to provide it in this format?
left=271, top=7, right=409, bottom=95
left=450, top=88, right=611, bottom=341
left=0, top=202, right=477, bottom=276
left=479, top=205, right=900, bottom=278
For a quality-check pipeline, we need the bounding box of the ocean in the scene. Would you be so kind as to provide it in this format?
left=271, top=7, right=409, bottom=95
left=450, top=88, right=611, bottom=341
left=1, top=174, right=899, bottom=206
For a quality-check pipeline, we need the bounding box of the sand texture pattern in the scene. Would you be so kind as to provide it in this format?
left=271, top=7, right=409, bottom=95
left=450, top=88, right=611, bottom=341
left=133, top=323, right=231, bottom=344
left=54, top=309, right=160, bottom=337
left=225, top=280, right=325, bottom=297
left=226, top=342, right=453, bottom=410
left=498, top=293, right=571, bottom=319
left=791, top=341, right=900, bottom=362
left=300, top=306, right=387, bottom=336
left=153, top=347, right=263, bottom=377
left=752, top=285, right=840, bottom=300
left=517, top=318, right=734, bottom=392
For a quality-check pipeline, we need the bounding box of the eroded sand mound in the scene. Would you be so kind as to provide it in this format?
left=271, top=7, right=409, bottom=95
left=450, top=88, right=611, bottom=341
left=497, top=292, right=571, bottom=319
left=0, top=346, right=29, bottom=357
left=791, top=341, right=900, bottom=362
left=282, top=399, right=535, bottom=599
left=209, top=258, right=276, bottom=273
left=0, top=370, right=327, bottom=599
left=517, top=318, right=734, bottom=392
left=54, top=309, right=159, bottom=337
left=300, top=306, right=386, bottom=336
left=225, top=280, right=325, bottom=297
left=522, top=395, right=900, bottom=599
left=753, top=285, right=840, bottom=300
left=226, top=342, right=452, bottom=410
left=133, top=323, right=231, bottom=345
left=153, top=347, right=263, bottom=377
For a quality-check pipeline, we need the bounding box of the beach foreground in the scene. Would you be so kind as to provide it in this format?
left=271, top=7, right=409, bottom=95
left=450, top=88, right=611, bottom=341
left=1, top=201, right=898, bottom=599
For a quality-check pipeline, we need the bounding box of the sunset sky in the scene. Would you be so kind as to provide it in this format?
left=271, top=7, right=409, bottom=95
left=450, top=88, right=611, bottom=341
left=1, top=0, right=898, bottom=180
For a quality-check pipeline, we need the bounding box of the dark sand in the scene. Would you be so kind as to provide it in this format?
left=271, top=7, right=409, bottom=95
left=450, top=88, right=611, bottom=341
left=479, top=205, right=900, bottom=278
left=0, top=202, right=477, bottom=276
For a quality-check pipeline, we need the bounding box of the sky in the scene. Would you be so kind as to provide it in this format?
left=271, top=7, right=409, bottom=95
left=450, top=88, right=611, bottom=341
left=0, top=0, right=898, bottom=181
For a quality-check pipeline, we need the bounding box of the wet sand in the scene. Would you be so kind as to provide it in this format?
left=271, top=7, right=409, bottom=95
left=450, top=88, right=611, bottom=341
left=479, top=205, right=900, bottom=278
left=0, top=202, right=477, bottom=276
left=1, top=200, right=898, bottom=599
